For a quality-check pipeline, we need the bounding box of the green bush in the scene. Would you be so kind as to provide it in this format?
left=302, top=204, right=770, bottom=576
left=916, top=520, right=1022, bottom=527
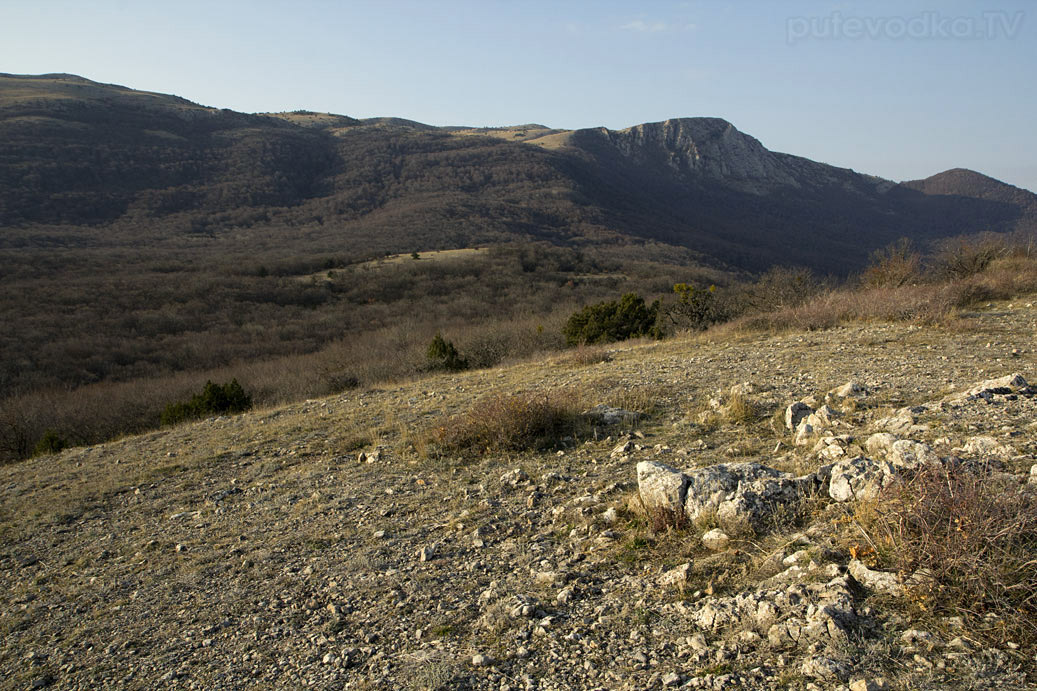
left=32, top=429, right=68, bottom=456
left=161, top=379, right=253, bottom=426
left=667, top=283, right=725, bottom=331
left=426, top=333, right=468, bottom=372
left=563, top=293, right=661, bottom=346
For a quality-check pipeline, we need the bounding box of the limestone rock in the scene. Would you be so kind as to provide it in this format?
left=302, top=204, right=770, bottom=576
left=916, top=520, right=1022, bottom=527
left=848, top=559, right=900, bottom=595
left=636, top=461, right=688, bottom=515
left=827, top=381, right=866, bottom=401
left=829, top=456, right=894, bottom=502
left=887, top=440, right=938, bottom=468
left=701, top=528, right=731, bottom=551
left=585, top=404, right=639, bottom=426
left=683, top=462, right=785, bottom=522
left=864, top=432, right=897, bottom=459
left=785, top=401, right=814, bottom=431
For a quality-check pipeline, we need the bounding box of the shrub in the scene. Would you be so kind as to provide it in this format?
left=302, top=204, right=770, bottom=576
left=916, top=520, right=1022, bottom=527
left=734, top=266, right=824, bottom=314
left=667, top=283, right=725, bottom=331
left=424, top=391, right=586, bottom=456
left=866, top=464, right=1037, bottom=649
left=161, top=379, right=253, bottom=425
left=426, top=333, right=468, bottom=372
left=933, top=235, right=1007, bottom=279
left=563, top=293, right=660, bottom=346
left=860, top=238, right=922, bottom=288
left=32, top=429, right=68, bottom=456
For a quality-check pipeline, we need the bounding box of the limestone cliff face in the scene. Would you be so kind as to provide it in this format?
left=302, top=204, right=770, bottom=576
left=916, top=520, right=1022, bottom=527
left=573, top=117, right=868, bottom=194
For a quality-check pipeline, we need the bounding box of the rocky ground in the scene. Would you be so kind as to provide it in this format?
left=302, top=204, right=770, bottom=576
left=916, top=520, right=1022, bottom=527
left=2, top=299, right=1037, bottom=690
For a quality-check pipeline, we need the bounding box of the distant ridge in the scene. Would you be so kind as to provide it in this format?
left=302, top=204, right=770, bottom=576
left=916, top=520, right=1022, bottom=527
left=1, top=73, right=1034, bottom=272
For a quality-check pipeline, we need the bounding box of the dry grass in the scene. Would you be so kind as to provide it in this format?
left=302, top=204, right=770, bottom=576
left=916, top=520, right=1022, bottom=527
left=724, top=251, right=1037, bottom=335
left=856, top=464, right=1037, bottom=652
left=553, top=344, right=614, bottom=367
left=421, top=390, right=590, bottom=458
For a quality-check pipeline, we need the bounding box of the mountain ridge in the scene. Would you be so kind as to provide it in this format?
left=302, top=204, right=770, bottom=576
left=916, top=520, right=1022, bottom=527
left=1, top=72, right=1035, bottom=274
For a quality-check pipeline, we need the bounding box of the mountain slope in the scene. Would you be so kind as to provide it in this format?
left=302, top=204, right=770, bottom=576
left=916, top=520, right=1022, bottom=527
left=2, top=74, right=1035, bottom=273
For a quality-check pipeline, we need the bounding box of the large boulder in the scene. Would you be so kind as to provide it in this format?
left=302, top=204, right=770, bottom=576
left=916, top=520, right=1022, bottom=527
left=683, top=462, right=785, bottom=522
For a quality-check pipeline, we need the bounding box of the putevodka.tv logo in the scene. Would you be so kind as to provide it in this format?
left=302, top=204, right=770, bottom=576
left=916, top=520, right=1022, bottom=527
left=787, top=10, right=1025, bottom=44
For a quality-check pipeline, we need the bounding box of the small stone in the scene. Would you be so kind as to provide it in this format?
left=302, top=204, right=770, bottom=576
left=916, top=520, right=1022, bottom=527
left=471, top=653, right=492, bottom=667
left=662, top=671, right=681, bottom=687
left=849, top=679, right=890, bottom=691
left=418, top=544, right=436, bottom=562
left=556, top=587, right=575, bottom=605
left=602, top=507, right=618, bottom=523
left=701, top=529, right=730, bottom=551
left=658, top=563, right=691, bottom=590
left=849, top=560, right=901, bottom=595
left=500, top=468, right=529, bottom=487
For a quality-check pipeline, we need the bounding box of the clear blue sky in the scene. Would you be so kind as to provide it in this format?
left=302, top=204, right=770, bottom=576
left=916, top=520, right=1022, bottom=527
left=2, top=0, right=1034, bottom=191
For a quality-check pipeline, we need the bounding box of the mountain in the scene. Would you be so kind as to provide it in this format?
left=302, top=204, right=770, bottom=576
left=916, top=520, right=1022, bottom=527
left=2, top=73, right=1035, bottom=273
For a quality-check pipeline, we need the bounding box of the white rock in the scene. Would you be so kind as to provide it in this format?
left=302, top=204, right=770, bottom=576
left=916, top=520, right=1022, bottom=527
left=785, top=402, right=814, bottom=431
left=637, top=461, right=688, bottom=515
left=829, top=457, right=894, bottom=502
left=864, top=432, right=898, bottom=459
left=793, top=421, right=816, bottom=446
left=888, top=440, right=938, bottom=468
left=658, top=563, right=691, bottom=590
left=701, top=528, right=730, bottom=551
left=828, top=381, right=866, bottom=400
left=849, top=559, right=900, bottom=595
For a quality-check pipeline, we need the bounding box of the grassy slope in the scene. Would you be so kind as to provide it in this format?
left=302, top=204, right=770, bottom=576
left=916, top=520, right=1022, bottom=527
left=1, top=296, right=1035, bottom=688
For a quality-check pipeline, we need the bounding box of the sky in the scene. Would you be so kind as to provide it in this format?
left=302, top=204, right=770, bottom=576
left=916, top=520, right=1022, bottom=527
left=2, top=0, right=1035, bottom=191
